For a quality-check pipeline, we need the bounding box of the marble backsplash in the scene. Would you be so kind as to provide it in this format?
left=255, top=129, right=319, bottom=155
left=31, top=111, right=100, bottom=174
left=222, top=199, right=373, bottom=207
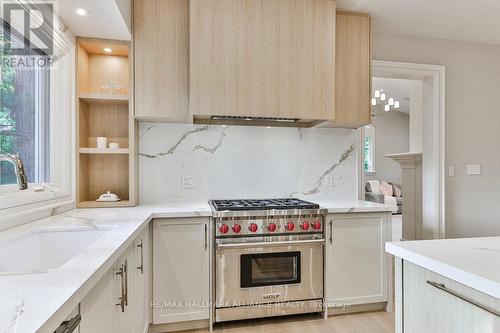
left=139, top=123, right=359, bottom=204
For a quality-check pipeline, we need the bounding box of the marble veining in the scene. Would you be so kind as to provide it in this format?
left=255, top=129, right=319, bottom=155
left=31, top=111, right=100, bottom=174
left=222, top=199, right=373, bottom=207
left=193, top=128, right=227, bottom=153
left=140, top=125, right=214, bottom=159
left=0, top=287, right=24, bottom=333
left=139, top=123, right=358, bottom=204
left=289, top=143, right=356, bottom=197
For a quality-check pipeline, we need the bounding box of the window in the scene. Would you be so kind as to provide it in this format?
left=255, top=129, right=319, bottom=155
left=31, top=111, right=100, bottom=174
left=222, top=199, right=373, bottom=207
left=364, top=124, right=375, bottom=173
left=0, top=26, right=50, bottom=186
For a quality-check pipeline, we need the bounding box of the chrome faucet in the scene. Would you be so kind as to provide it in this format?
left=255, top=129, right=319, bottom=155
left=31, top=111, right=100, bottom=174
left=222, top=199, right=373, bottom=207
left=0, top=154, right=28, bottom=190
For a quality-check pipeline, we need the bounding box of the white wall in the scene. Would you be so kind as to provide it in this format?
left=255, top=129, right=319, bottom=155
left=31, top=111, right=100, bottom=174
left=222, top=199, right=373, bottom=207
left=365, top=108, right=409, bottom=185
left=139, top=124, right=358, bottom=204
left=374, top=33, right=500, bottom=238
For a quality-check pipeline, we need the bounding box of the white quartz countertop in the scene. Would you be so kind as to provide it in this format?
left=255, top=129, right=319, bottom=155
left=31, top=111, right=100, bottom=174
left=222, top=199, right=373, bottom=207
left=316, top=200, right=398, bottom=213
left=386, top=237, right=500, bottom=299
left=0, top=200, right=391, bottom=333
left=0, top=203, right=211, bottom=333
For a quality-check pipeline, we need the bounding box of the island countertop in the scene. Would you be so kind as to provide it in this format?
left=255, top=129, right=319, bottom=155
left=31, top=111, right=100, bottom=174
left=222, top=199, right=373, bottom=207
left=386, top=237, right=500, bottom=299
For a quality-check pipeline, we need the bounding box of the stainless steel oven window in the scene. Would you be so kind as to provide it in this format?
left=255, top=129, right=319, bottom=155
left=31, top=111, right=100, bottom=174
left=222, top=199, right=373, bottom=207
left=240, top=252, right=301, bottom=288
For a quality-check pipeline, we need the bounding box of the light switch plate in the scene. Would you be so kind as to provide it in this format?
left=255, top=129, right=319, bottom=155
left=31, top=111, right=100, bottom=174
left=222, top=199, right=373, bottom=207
left=466, top=164, right=481, bottom=175
left=181, top=175, right=195, bottom=188
left=448, top=166, right=455, bottom=177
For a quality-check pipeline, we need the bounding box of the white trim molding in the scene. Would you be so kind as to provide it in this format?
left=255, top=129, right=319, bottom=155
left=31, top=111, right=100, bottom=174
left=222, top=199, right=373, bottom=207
left=369, top=60, right=446, bottom=239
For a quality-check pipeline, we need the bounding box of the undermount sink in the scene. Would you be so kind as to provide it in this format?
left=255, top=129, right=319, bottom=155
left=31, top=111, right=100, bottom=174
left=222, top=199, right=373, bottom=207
left=0, top=226, right=115, bottom=275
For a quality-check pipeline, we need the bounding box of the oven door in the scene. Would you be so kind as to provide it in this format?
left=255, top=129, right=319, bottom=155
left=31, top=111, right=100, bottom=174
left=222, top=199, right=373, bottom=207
left=215, top=235, right=324, bottom=307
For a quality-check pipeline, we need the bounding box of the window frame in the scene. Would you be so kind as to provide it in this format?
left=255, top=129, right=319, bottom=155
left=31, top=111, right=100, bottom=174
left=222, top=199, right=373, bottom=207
left=0, top=18, right=73, bottom=213
left=363, top=124, right=376, bottom=174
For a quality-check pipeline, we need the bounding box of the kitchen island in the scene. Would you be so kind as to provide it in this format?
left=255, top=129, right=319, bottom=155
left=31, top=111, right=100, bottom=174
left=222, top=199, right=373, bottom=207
left=386, top=237, right=500, bottom=333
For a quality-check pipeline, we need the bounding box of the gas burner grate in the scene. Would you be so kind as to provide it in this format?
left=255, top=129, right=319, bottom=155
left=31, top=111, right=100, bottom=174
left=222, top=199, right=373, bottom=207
left=211, top=198, right=320, bottom=211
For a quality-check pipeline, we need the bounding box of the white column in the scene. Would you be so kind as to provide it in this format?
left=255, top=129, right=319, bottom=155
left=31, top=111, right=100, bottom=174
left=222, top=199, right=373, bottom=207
left=386, top=153, right=422, bottom=240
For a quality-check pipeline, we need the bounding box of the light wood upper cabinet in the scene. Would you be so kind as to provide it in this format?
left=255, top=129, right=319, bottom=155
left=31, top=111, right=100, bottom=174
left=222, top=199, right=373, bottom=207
left=190, top=0, right=336, bottom=124
left=333, top=11, right=371, bottom=128
left=134, top=0, right=189, bottom=122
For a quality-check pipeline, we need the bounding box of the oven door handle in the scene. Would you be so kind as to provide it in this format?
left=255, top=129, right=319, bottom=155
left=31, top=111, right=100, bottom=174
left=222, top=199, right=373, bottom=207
left=216, top=238, right=325, bottom=249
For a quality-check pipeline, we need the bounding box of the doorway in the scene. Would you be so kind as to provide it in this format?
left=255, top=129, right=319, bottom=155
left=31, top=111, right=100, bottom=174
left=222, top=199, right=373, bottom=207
left=359, top=61, right=445, bottom=239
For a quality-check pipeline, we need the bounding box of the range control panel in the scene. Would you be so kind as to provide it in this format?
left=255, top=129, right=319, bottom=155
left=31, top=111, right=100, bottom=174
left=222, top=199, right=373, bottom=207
left=215, top=215, right=324, bottom=237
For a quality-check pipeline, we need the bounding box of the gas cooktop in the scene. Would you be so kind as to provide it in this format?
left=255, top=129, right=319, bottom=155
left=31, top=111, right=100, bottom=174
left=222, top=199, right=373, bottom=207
left=210, top=198, right=320, bottom=211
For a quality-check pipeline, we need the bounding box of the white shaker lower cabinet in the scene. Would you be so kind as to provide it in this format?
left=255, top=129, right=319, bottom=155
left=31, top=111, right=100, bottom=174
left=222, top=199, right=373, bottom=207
left=397, top=260, right=500, bottom=333
left=133, top=226, right=151, bottom=333
left=325, top=212, right=392, bottom=312
left=80, top=226, right=151, bottom=333
left=79, top=266, right=116, bottom=333
left=152, top=218, right=210, bottom=325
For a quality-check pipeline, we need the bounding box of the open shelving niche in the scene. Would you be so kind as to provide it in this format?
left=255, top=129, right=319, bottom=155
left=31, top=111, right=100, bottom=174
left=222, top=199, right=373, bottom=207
left=76, top=37, right=137, bottom=208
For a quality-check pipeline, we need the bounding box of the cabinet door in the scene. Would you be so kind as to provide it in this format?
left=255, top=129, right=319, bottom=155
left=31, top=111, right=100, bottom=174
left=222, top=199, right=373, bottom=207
left=333, top=11, right=371, bottom=128
left=80, top=267, right=116, bottom=333
left=115, top=245, right=136, bottom=333
left=190, top=0, right=336, bottom=121
left=133, top=226, right=151, bottom=333
left=153, top=218, right=210, bottom=324
left=325, top=213, right=389, bottom=306
left=403, top=261, right=500, bottom=333
left=134, top=0, right=189, bottom=121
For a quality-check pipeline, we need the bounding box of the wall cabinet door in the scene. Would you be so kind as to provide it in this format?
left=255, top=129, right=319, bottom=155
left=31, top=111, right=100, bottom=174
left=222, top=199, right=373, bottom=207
left=325, top=213, right=390, bottom=307
left=134, top=0, right=189, bottom=121
left=190, top=0, right=336, bottom=121
left=333, top=11, right=371, bottom=128
left=153, top=218, right=210, bottom=324
left=402, top=261, right=500, bottom=333
left=133, top=226, right=151, bottom=333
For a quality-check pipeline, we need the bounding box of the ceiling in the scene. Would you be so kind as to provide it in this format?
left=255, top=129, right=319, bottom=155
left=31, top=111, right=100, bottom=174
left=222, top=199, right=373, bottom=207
left=337, top=0, right=500, bottom=45
left=57, top=0, right=131, bottom=41
left=372, top=77, right=410, bottom=114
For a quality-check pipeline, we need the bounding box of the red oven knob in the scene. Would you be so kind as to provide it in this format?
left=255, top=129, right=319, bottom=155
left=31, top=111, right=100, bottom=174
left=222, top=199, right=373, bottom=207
left=285, top=222, right=295, bottom=231
left=312, top=221, right=322, bottom=230
left=248, top=223, right=258, bottom=232
left=301, top=221, right=310, bottom=230
left=232, top=224, right=241, bottom=233
left=219, top=224, right=229, bottom=234
left=267, top=223, right=277, bottom=232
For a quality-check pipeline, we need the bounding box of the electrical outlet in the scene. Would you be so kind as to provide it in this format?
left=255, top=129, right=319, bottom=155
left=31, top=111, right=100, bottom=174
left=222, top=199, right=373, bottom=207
left=324, top=175, right=333, bottom=187
left=448, top=166, right=455, bottom=177
left=181, top=175, right=195, bottom=189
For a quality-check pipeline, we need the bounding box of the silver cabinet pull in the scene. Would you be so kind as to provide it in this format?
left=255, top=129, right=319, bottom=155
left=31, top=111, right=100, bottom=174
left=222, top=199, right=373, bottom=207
left=123, top=260, right=128, bottom=306
left=204, top=224, right=208, bottom=251
left=115, top=265, right=125, bottom=312
left=137, top=241, right=144, bottom=274
left=426, top=280, right=500, bottom=317
left=329, top=220, right=333, bottom=244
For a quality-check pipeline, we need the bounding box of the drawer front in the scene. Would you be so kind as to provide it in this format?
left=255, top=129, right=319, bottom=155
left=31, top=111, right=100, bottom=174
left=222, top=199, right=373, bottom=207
left=403, top=261, right=500, bottom=333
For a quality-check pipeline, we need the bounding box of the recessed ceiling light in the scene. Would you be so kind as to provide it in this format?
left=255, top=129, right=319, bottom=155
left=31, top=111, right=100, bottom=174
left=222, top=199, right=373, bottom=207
left=73, top=8, right=90, bottom=17
left=103, top=47, right=112, bottom=53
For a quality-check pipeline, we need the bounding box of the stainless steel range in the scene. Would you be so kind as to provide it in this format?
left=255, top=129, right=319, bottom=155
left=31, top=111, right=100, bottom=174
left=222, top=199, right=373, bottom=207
left=210, top=199, right=327, bottom=322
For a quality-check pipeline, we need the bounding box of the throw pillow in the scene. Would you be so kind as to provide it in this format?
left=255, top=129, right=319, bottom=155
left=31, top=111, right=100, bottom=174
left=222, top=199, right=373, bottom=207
left=393, top=185, right=402, bottom=197
left=380, top=181, right=394, bottom=196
